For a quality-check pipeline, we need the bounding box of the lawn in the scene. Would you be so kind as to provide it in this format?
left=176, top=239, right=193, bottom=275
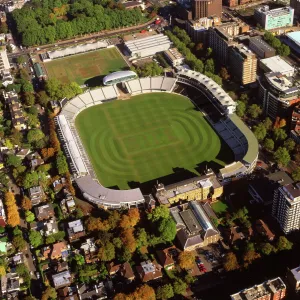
left=45, top=47, right=127, bottom=86
left=211, top=200, right=229, bottom=215
left=75, top=93, right=231, bottom=189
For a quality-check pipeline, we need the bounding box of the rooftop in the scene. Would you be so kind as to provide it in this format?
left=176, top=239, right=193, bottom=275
left=255, top=5, right=294, bottom=17
left=281, top=183, right=300, bottom=202
left=286, top=31, right=300, bottom=47
left=260, top=56, right=294, bottom=75
left=68, top=219, right=84, bottom=233
left=265, top=72, right=298, bottom=94
left=52, top=271, right=71, bottom=288
left=290, top=266, right=300, bottom=283
left=249, top=36, right=276, bottom=53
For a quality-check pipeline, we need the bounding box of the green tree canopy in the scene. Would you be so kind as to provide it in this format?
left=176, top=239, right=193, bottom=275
left=97, top=241, right=115, bottom=261
left=158, top=217, right=177, bottom=242
left=27, top=128, right=45, bottom=144
left=156, top=284, right=174, bottom=300
left=273, top=128, right=287, bottom=142
left=29, top=230, right=43, bottom=248
left=6, top=155, right=22, bottom=168
left=263, top=138, right=274, bottom=151
left=25, top=210, right=35, bottom=223
left=173, top=279, right=187, bottom=295
left=247, top=104, right=262, bottom=119
left=273, top=147, right=290, bottom=166
left=56, top=151, right=69, bottom=175
left=284, top=138, right=296, bottom=152
left=236, top=101, right=246, bottom=117
left=261, top=243, right=275, bottom=255
left=253, top=123, right=267, bottom=141
left=292, top=167, right=300, bottom=182
left=276, top=236, right=293, bottom=251
left=147, top=205, right=169, bottom=222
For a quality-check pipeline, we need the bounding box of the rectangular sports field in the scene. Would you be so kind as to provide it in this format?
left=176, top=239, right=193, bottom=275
left=44, top=47, right=127, bottom=86
left=75, top=93, right=234, bottom=189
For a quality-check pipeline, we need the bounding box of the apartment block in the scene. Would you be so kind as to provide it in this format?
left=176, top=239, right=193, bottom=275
left=272, top=182, right=300, bottom=234
left=254, top=6, right=294, bottom=30
left=192, top=0, right=222, bottom=20
left=231, top=277, right=286, bottom=300
left=287, top=265, right=300, bottom=292
left=229, top=45, right=257, bottom=85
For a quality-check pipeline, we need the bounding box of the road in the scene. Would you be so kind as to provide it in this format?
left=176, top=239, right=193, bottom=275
left=7, top=17, right=158, bottom=59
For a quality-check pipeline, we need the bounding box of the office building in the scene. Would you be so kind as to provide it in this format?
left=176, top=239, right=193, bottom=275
left=290, top=0, right=300, bottom=20
left=229, top=45, right=257, bottom=85
left=284, top=31, right=300, bottom=55
left=125, top=34, right=171, bottom=59
left=254, top=6, right=294, bottom=30
left=287, top=265, right=300, bottom=292
left=186, top=16, right=221, bottom=43
left=154, top=170, right=223, bottom=206
left=259, top=55, right=295, bottom=77
left=272, top=182, right=300, bottom=234
left=231, top=277, right=286, bottom=300
left=208, top=22, right=249, bottom=65
left=192, top=0, right=222, bottom=20
left=249, top=36, right=276, bottom=58
left=258, top=72, right=300, bottom=120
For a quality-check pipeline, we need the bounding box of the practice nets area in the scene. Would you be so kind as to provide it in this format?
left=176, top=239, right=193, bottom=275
left=45, top=47, right=127, bottom=86
left=75, top=93, right=225, bottom=189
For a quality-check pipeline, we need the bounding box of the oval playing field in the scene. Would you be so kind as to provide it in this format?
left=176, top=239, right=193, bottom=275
left=75, top=93, right=224, bottom=189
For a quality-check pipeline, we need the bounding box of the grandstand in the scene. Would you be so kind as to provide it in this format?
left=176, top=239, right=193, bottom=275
left=55, top=69, right=258, bottom=209
left=103, top=70, right=137, bottom=86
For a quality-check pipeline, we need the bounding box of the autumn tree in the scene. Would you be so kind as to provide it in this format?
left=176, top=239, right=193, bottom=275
left=21, top=196, right=32, bottom=211
left=133, top=285, right=156, bottom=300
left=128, top=208, right=140, bottom=226
left=243, top=249, right=260, bottom=267
left=178, top=251, right=195, bottom=270
left=85, top=217, right=110, bottom=232
left=41, top=148, right=55, bottom=160
left=4, top=192, right=20, bottom=227
left=121, top=228, right=136, bottom=253
left=12, top=235, right=27, bottom=251
left=223, top=252, right=239, bottom=271
left=219, top=67, right=230, bottom=80
left=97, top=241, right=115, bottom=261
left=41, top=286, right=57, bottom=300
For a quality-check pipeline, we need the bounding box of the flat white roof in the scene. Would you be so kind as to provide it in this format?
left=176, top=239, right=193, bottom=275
left=260, top=55, right=294, bottom=74
left=286, top=31, right=300, bottom=46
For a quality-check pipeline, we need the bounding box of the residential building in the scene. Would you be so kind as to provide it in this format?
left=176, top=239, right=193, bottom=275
left=125, top=34, right=171, bottom=60
left=208, top=22, right=249, bottom=65
left=0, top=198, right=6, bottom=227
left=0, top=48, right=10, bottom=72
left=77, top=282, right=107, bottom=300
left=136, top=260, right=163, bottom=282
left=254, top=6, right=294, bottom=30
left=255, top=219, right=275, bottom=241
left=57, top=286, right=79, bottom=300
left=28, top=186, right=45, bottom=206
left=80, top=238, right=98, bottom=263
left=186, top=17, right=221, bottom=43
left=284, top=31, right=300, bottom=55
left=53, top=178, right=66, bottom=193
left=249, top=171, right=294, bottom=205
left=223, top=226, right=245, bottom=245
left=145, top=194, right=156, bottom=210
left=30, top=158, right=44, bottom=170
left=156, top=246, right=178, bottom=270
left=107, top=262, right=135, bottom=281
left=290, top=103, right=300, bottom=144
left=192, top=0, right=222, bottom=20
left=272, top=182, right=300, bottom=234
left=229, top=44, right=257, bottom=85
left=43, top=220, right=59, bottom=236
left=0, top=273, right=20, bottom=296
left=249, top=36, right=276, bottom=59
left=1, top=70, right=13, bottom=87
left=231, top=277, right=286, bottom=300
left=11, top=253, right=23, bottom=265
left=67, top=219, right=85, bottom=242
left=290, top=0, right=300, bottom=20
left=34, top=203, right=55, bottom=221
left=42, top=241, right=69, bottom=260
left=287, top=265, right=300, bottom=292
left=259, top=55, right=295, bottom=77
left=170, top=201, right=220, bottom=250
left=164, top=48, right=184, bottom=67
left=154, top=170, right=223, bottom=205
left=52, top=271, right=72, bottom=289
left=16, top=148, right=31, bottom=159
left=258, top=72, right=300, bottom=120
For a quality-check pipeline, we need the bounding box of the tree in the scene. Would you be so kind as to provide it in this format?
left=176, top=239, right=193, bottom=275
left=56, top=151, right=69, bottom=175
left=274, top=147, right=290, bottom=166
left=97, top=242, right=115, bottom=261
left=263, top=117, right=273, bottom=131
left=22, top=171, right=40, bottom=189
left=6, top=155, right=22, bottom=168
left=173, top=279, right=187, bottom=295
left=156, top=284, right=174, bottom=300
left=41, top=148, right=55, bottom=160
left=27, top=128, right=45, bottom=144
left=147, top=205, right=169, bottom=222
left=204, top=58, right=215, bottom=74
left=292, top=167, right=300, bottom=182
left=23, top=92, right=35, bottom=106
left=74, top=254, right=85, bottom=266
left=10, top=129, right=23, bottom=146
left=178, top=251, right=195, bottom=270
left=27, top=114, right=40, bottom=128
left=223, top=252, right=239, bottom=272
left=279, top=119, right=286, bottom=128
left=17, top=56, right=26, bottom=64
left=0, top=265, right=6, bottom=277
left=37, top=91, right=50, bottom=107
left=220, top=67, right=230, bottom=80
left=12, top=235, right=27, bottom=251
left=25, top=210, right=35, bottom=223
left=284, top=138, right=296, bottom=153
left=128, top=208, right=140, bottom=227
left=41, top=286, right=57, bottom=300
left=29, top=230, right=43, bottom=248
left=276, top=236, right=293, bottom=251
left=263, top=138, right=274, bottom=151
left=247, top=104, right=262, bottom=119
left=273, top=128, right=287, bottom=142
left=0, top=23, right=8, bottom=34
left=243, top=249, right=260, bottom=267
left=4, top=192, right=20, bottom=227
left=253, top=124, right=267, bottom=141
left=136, top=228, right=148, bottom=249
left=121, top=228, right=136, bottom=253
left=240, top=93, right=249, bottom=103
left=236, top=101, right=246, bottom=118
left=158, top=217, right=176, bottom=242
left=261, top=243, right=275, bottom=255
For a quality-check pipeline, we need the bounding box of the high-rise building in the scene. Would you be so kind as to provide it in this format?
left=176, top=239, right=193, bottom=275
left=229, top=45, right=257, bottom=85
left=231, top=277, right=286, bottom=300
left=290, top=0, right=300, bottom=20
left=192, top=0, right=222, bottom=20
left=254, top=5, right=294, bottom=30
left=272, top=182, right=300, bottom=234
